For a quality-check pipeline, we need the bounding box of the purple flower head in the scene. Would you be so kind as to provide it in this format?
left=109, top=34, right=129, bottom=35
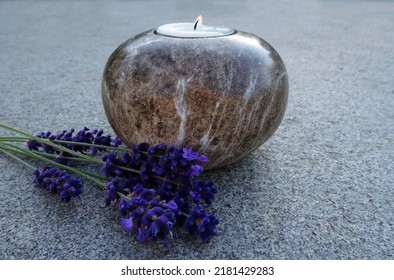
left=162, top=200, right=178, bottom=211
left=148, top=221, right=159, bottom=237
left=141, top=206, right=163, bottom=226
left=137, top=228, right=146, bottom=243
left=143, top=209, right=177, bottom=246
left=93, top=129, right=122, bottom=151
left=121, top=216, right=134, bottom=232
left=182, top=147, right=199, bottom=161
left=148, top=144, right=167, bottom=156
left=118, top=198, right=130, bottom=217
left=133, top=142, right=149, bottom=153
left=101, top=152, right=134, bottom=178
left=191, top=164, right=203, bottom=177
left=182, top=147, right=209, bottom=163
left=105, top=177, right=134, bottom=206
left=27, top=139, right=41, bottom=151
left=184, top=205, right=219, bottom=243
left=192, top=180, right=217, bottom=205
left=189, top=190, right=201, bottom=203
left=33, top=166, right=83, bottom=202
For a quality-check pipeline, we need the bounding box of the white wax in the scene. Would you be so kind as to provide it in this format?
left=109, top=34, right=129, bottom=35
left=156, top=23, right=234, bottom=38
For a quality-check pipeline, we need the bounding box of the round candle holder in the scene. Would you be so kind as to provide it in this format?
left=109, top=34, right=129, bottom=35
left=102, top=24, right=288, bottom=169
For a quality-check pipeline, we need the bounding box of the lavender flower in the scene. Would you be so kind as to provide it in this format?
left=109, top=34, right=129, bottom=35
left=117, top=183, right=179, bottom=246
left=184, top=205, right=219, bottom=243
left=102, top=152, right=126, bottom=177
left=105, top=177, right=126, bottom=206
left=182, top=147, right=208, bottom=163
left=27, top=127, right=122, bottom=164
left=33, top=166, right=83, bottom=202
left=191, top=180, right=217, bottom=206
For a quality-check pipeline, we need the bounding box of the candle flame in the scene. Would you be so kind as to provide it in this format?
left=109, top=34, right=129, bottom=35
left=194, top=15, right=203, bottom=30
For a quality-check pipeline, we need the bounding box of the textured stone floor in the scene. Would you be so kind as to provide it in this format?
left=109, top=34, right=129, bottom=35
left=0, top=0, right=393, bottom=259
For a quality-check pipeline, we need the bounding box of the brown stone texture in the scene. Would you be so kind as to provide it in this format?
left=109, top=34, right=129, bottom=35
left=102, top=29, right=288, bottom=169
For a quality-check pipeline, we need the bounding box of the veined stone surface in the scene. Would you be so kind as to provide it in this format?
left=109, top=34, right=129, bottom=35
left=102, top=29, right=288, bottom=169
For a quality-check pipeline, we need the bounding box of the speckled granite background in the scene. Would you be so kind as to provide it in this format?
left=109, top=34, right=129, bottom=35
left=0, top=0, right=393, bottom=259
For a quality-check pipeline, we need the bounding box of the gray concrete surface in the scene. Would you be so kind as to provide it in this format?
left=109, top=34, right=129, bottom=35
left=0, top=0, right=393, bottom=259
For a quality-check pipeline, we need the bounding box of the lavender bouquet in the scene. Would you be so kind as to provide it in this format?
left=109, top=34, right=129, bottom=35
left=0, top=124, right=218, bottom=247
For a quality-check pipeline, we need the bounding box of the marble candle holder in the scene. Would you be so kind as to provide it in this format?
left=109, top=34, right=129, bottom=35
left=102, top=25, right=288, bottom=169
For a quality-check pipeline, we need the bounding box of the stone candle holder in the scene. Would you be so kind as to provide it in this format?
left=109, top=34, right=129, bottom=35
left=102, top=21, right=288, bottom=169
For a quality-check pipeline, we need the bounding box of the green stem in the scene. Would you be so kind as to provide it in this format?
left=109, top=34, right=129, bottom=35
left=114, top=165, right=141, bottom=175
left=0, top=133, right=130, bottom=152
left=0, top=136, right=30, bottom=142
left=30, top=150, right=93, bottom=163
left=0, top=147, right=36, bottom=170
left=112, top=165, right=177, bottom=185
left=78, top=169, right=108, bottom=181
left=52, top=139, right=130, bottom=152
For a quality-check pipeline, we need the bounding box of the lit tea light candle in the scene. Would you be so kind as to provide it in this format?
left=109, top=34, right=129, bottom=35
left=102, top=16, right=288, bottom=169
left=156, top=15, right=235, bottom=38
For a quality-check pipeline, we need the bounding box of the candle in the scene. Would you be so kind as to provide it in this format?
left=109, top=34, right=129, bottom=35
left=157, top=16, right=234, bottom=38
left=156, top=23, right=235, bottom=38
left=102, top=17, right=288, bottom=169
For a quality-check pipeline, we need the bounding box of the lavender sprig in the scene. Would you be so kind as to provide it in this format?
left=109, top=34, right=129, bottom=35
left=33, top=166, right=83, bottom=202
left=26, top=127, right=122, bottom=165
left=0, top=146, right=84, bottom=203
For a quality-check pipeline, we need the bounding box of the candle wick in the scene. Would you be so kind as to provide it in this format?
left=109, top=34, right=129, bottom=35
left=194, top=15, right=203, bottom=31
left=193, top=19, right=199, bottom=31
